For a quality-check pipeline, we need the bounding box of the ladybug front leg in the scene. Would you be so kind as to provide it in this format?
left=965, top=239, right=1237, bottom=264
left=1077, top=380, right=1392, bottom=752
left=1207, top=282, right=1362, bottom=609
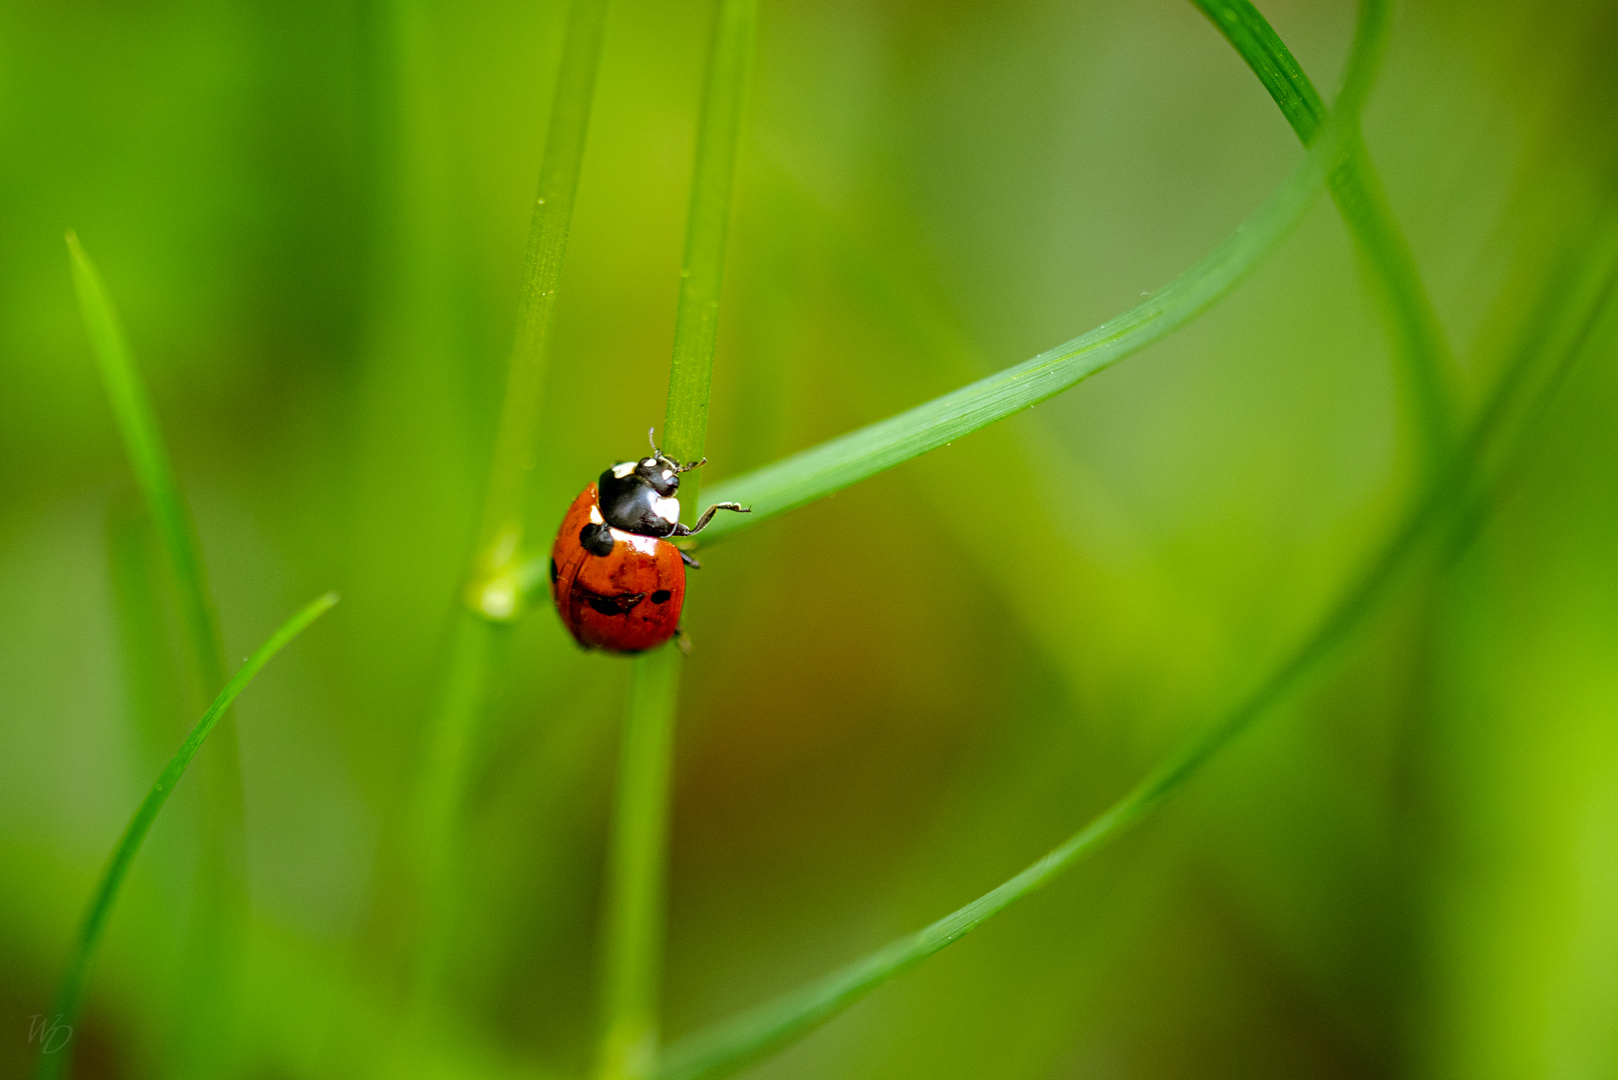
left=679, top=549, right=702, bottom=569
left=672, top=501, right=749, bottom=536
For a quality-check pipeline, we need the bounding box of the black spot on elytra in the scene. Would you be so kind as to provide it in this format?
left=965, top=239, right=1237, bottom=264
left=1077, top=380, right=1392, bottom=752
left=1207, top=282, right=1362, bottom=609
left=579, top=522, right=616, bottom=556
left=650, top=590, right=671, bottom=604
left=586, top=592, right=645, bottom=616
left=549, top=558, right=559, bottom=583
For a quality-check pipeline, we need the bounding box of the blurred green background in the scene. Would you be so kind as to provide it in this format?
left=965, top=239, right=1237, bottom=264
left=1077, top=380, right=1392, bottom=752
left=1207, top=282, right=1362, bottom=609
left=4, top=0, right=1618, bottom=1077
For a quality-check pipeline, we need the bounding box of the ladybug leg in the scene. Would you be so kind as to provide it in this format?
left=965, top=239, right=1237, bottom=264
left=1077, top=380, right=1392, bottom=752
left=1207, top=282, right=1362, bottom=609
left=679, top=549, right=702, bottom=569
left=676, top=628, right=693, bottom=656
left=674, top=501, right=750, bottom=536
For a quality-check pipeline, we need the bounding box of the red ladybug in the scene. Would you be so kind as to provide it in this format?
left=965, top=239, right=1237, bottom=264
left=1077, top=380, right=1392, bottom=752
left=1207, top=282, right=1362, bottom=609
left=549, top=433, right=748, bottom=653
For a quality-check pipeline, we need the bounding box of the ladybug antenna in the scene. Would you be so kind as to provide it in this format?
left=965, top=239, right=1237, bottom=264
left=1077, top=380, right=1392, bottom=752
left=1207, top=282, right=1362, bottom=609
left=674, top=456, right=707, bottom=473
left=647, top=427, right=660, bottom=457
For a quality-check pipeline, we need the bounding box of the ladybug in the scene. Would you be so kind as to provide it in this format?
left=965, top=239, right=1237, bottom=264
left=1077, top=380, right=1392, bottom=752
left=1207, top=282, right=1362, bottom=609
left=549, top=432, right=748, bottom=653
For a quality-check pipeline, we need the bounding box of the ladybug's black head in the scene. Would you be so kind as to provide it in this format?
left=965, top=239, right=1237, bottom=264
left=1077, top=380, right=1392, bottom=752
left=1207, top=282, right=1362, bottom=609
left=627, top=453, right=682, bottom=496
left=595, top=432, right=706, bottom=537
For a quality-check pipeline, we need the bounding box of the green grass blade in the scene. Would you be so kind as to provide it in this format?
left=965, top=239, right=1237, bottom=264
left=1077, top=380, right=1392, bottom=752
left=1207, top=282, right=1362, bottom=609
left=653, top=0, right=1385, bottom=551
left=596, top=646, right=685, bottom=1080
left=652, top=198, right=1618, bottom=1080
left=686, top=163, right=1316, bottom=543
left=1192, top=0, right=1326, bottom=139
left=34, top=592, right=338, bottom=1080
left=510, top=7, right=1403, bottom=604
left=67, top=233, right=232, bottom=696
left=597, top=4, right=759, bottom=1078
left=659, top=0, right=758, bottom=508
left=67, top=231, right=247, bottom=1077
left=469, top=0, right=611, bottom=607
left=403, top=610, right=504, bottom=1010
left=403, top=0, right=611, bottom=1014
left=1192, top=0, right=1457, bottom=473
left=106, top=503, right=186, bottom=763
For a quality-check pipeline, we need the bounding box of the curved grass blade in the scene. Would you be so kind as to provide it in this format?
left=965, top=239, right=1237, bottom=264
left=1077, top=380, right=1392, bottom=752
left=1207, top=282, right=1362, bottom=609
left=1192, top=0, right=1457, bottom=474
left=66, top=231, right=247, bottom=1077
left=685, top=156, right=1319, bottom=543
left=653, top=198, right=1618, bottom=1080
left=592, top=0, right=1388, bottom=554
left=597, top=3, right=759, bottom=1078
left=34, top=592, right=339, bottom=1080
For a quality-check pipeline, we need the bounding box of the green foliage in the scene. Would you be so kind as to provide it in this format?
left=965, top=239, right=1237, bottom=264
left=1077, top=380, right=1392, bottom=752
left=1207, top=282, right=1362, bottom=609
left=7, top=1, right=1618, bottom=1079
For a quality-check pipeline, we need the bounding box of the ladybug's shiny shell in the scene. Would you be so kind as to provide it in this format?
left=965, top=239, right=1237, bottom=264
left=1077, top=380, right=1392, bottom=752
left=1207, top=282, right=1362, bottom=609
left=550, top=482, right=686, bottom=653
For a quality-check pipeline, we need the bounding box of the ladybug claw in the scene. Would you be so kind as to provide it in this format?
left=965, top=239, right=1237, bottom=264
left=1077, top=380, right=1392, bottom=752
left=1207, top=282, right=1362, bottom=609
left=683, top=501, right=750, bottom=535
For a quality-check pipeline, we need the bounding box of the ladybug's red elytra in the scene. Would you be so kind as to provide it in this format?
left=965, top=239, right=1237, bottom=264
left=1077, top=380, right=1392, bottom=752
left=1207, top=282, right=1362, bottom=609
left=549, top=432, right=748, bottom=653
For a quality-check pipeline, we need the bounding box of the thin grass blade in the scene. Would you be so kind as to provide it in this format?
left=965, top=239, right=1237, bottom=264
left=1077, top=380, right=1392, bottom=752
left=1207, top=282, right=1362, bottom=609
left=596, top=646, right=685, bottom=1080
left=67, top=231, right=247, bottom=1077
left=587, top=0, right=1386, bottom=553
left=659, top=0, right=759, bottom=507
left=404, top=0, right=611, bottom=1019
left=35, top=592, right=338, bottom=1080
left=1191, top=0, right=1457, bottom=475
left=67, top=233, right=232, bottom=696
left=653, top=196, right=1618, bottom=1080
left=597, top=3, right=759, bottom=1078
left=469, top=0, right=612, bottom=608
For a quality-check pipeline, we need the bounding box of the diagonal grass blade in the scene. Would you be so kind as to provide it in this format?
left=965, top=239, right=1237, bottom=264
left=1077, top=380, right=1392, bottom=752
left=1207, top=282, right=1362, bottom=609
left=504, top=0, right=1389, bottom=563
left=652, top=200, right=1618, bottom=1080
left=35, top=592, right=339, bottom=1080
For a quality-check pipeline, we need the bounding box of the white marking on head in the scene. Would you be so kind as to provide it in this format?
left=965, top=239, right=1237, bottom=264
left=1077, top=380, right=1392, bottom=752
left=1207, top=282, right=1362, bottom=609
left=588, top=505, right=603, bottom=524
left=650, top=495, right=681, bottom=525
left=661, top=470, right=674, bottom=481
left=610, top=528, right=661, bottom=555
left=612, top=461, right=636, bottom=478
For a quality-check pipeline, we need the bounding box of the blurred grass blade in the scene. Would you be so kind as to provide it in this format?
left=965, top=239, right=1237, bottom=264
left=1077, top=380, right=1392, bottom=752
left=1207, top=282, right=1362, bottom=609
left=404, top=0, right=611, bottom=1016
left=469, top=0, right=611, bottom=607
left=404, top=612, right=504, bottom=1003
left=653, top=0, right=1387, bottom=551
left=106, top=502, right=185, bottom=764
left=66, top=231, right=246, bottom=1077
left=35, top=592, right=338, bottom=1080
left=67, top=233, right=233, bottom=696
left=1192, top=0, right=1456, bottom=473
left=653, top=200, right=1618, bottom=1080
left=597, top=3, right=758, bottom=1078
